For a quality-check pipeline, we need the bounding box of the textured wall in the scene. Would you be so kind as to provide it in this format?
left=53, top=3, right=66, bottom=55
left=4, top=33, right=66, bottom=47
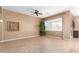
left=0, top=19, right=2, bottom=41
left=0, top=7, right=2, bottom=41
left=3, top=9, right=41, bottom=40
left=74, top=16, right=79, bottom=31
left=63, top=11, right=73, bottom=39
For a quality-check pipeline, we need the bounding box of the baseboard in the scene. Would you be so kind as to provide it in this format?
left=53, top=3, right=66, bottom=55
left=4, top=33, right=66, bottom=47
left=0, top=35, right=39, bottom=43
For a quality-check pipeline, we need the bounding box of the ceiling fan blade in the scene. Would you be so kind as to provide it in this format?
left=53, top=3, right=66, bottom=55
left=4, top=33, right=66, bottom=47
left=36, top=14, right=38, bottom=16
left=38, top=13, right=43, bottom=15
left=31, top=13, right=38, bottom=16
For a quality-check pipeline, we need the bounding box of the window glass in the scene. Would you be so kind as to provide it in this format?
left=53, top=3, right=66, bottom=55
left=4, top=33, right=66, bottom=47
left=45, top=18, right=62, bottom=31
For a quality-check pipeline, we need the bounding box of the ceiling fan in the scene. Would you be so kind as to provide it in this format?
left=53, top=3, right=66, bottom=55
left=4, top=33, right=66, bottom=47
left=32, top=10, right=43, bottom=16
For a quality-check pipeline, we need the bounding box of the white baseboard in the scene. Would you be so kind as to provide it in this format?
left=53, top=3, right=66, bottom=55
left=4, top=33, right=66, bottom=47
left=0, top=35, right=39, bottom=43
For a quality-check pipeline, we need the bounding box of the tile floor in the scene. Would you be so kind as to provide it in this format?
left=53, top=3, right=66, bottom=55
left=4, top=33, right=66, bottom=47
left=0, top=36, right=79, bottom=53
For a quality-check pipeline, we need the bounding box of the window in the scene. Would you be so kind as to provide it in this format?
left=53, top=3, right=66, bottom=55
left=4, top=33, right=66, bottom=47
left=45, top=18, right=62, bottom=31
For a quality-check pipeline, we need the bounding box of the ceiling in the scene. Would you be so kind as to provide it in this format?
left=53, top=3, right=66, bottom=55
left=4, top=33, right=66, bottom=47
left=3, top=6, right=79, bottom=18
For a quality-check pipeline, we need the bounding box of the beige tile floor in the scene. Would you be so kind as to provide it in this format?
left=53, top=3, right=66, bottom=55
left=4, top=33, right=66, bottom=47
left=0, top=36, right=79, bottom=53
